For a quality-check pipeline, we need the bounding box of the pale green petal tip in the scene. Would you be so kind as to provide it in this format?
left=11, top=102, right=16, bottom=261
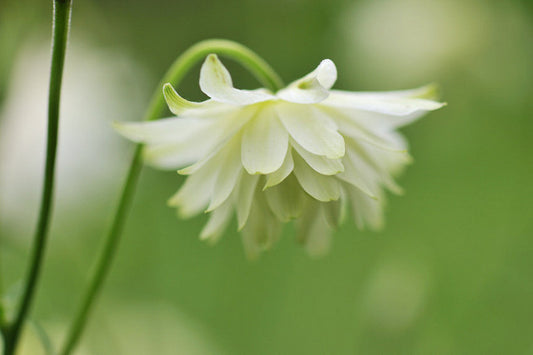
left=237, top=223, right=246, bottom=232
left=111, top=120, right=145, bottom=143
left=111, top=120, right=128, bottom=135
left=167, top=195, right=179, bottom=207
left=388, top=183, right=405, bottom=196
left=163, top=83, right=201, bottom=115
left=206, top=53, right=219, bottom=63
left=413, top=83, right=447, bottom=108
left=204, top=54, right=230, bottom=84
left=177, top=166, right=193, bottom=175
left=262, top=178, right=282, bottom=191
left=414, top=83, right=440, bottom=100
left=199, top=228, right=224, bottom=246
left=368, top=193, right=379, bottom=201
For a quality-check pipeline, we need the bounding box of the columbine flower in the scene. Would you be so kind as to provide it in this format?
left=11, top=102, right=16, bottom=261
left=115, top=54, right=444, bottom=258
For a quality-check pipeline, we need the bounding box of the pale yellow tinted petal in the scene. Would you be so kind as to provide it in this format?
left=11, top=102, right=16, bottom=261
left=236, top=172, right=260, bottom=230
left=199, top=200, right=233, bottom=243
left=293, top=153, right=340, bottom=202
left=241, top=194, right=281, bottom=259
left=336, top=149, right=379, bottom=199
left=296, top=204, right=333, bottom=257
left=264, top=175, right=305, bottom=222
left=323, top=198, right=346, bottom=228
left=264, top=149, right=294, bottom=189
left=241, top=106, right=289, bottom=174
left=323, top=84, right=445, bottom=116
left=345, top=182, right=385, bottom=231
left=167, top=161, right=219, bottom=218
left=178, top=106, right=258, bottom=175
left=291, top=140, right=344, bottom=176
left=276, top=104, right=345, bottom=159
left=206, top=137, right=243, bottom=212
left=163, top=83, right=208, bottom=115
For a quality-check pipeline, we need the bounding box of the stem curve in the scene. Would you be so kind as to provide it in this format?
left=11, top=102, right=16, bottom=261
left=59, top=39, right=284, bottom=355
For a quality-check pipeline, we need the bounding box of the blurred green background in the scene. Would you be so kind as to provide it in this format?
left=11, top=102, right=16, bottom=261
left=1, top=0, right=532, bottom=354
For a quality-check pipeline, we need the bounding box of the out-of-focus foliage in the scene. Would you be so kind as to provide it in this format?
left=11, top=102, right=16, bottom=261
left=0, top=0, right=532, bottom=354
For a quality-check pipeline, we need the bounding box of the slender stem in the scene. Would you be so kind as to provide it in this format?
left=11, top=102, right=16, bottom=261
left=59, top=39, right=284, bottom=355
left=2, top=1, right=72, bottom=354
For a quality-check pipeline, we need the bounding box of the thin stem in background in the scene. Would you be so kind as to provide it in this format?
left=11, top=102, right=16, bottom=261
left=2, top=0, right=72, bottom=354
left=60, top=39, right=284, bottom=355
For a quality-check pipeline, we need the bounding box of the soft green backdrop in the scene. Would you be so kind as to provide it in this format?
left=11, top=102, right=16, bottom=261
left=1, top=0, right=532, bottom=354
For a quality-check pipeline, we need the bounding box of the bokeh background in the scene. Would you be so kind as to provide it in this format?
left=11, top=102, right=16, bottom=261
left=1, top=0, right=532, bottom=353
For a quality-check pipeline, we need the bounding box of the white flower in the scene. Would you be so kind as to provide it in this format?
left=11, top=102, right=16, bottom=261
left=115, top=54, right=445, bottom=258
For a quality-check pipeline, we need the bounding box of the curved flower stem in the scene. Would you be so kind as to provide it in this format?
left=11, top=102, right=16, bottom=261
left=2, top=1, right=72, bottom=354
left=59, top=39, right=284, bottom=355
left=145, top=39, right=284, bottom=118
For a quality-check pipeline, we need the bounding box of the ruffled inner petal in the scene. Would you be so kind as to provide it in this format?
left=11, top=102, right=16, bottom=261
left=276, top=59, right=337, bottom=104
left=295, top=202, right=334, bottom=257
left=264, top=149, right=294, bottom=189
left=240, top=193, right=281, bottom=259
left=276, top=104, right=345, bottom=159
left=344, top=182, right=385, bottom=231
left=291, top=140, right=344, bottom=176
left=199, top=54, right=274, bottom=105
left=264, top=174, right=305, bottom=222
left=293, top=153, right=340, bottom=202
left=241, top=105, right=289, bottom=174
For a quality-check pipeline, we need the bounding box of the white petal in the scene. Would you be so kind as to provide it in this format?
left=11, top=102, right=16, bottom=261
left=291, top=140, right=344, bottom=176
left=163, top=83, right=209, bottom=115
left=236, top=172, right=260, bottom=230
left=336, top=148, right=379, bottom=199
left=199, top=54, right=274, bottom=105
left=276, top=59, right=337, bottom=104
left=323, top=198, right=345, bottom=228
left=178, top=106, right=258, bottom=175
left=312, top=59, right=337, bottom=90
left=345, top=182, right=385, bottom=231
left=143, top=142, right=209, bottom=170
left=206, top=137, right=243, bottom=212
left=276, top=80, right=329, bottom=104
left=241, top=194, right=281, bottom=259
left=346, top=138, right=405, bottom=194
left=296, top=204, right=333, bottom=257
left=264, top=175, right=305, bottom=222
left=113, top=117, right=211, bottom=145
left=323, top=86, right=445, bottom=117
left=276, top=104, right=345, bottom=159
left=349, top=83, right=440, bottom=99
left=168, top=162, right=219, bottom=218
left=241, top=105, right=289, bottom=174
left=264, top=149, right=294, bottom=189
left=322, top=107, right=407, bottom=152
left=293, top=153, right=340, bottom=202
left=199, top=200, right=233, bottom=243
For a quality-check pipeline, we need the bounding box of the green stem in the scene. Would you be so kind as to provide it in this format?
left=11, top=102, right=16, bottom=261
left=59, top=39, right=284, bottom=355
left=2, top=1, right=72, bottom=354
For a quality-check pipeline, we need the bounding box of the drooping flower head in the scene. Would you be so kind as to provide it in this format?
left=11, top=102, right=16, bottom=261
left=115, top=55, right=444, bottom=258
